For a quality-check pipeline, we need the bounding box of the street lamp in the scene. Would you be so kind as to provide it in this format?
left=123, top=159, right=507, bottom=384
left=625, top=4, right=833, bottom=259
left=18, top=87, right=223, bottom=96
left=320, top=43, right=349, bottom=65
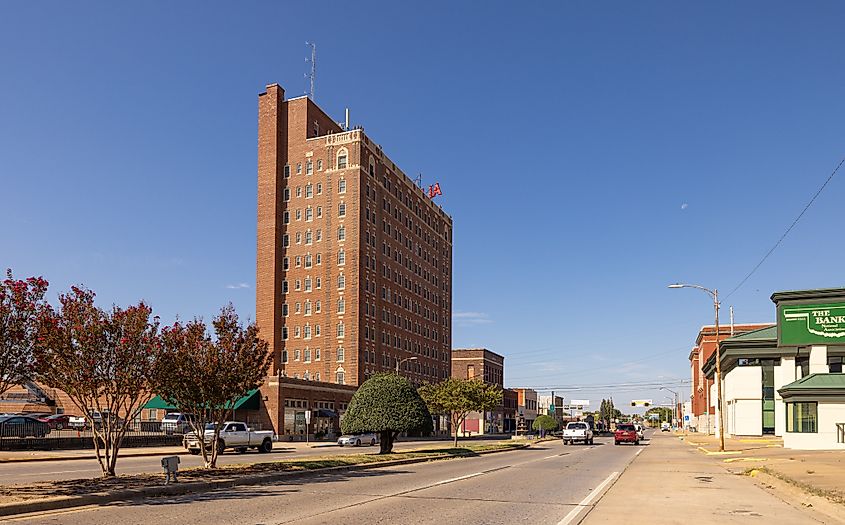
left=669, top=282, right=725, bottom=451
left=660, top=386, right=678, bottom=429
left=396, top=356, right=418, bottom=373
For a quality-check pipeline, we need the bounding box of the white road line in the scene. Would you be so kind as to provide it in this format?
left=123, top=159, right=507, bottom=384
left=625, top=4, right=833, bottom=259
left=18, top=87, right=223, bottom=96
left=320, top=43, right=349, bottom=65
left=636, top=448, right=643, bottom=457
left=556, top=471, right=619, bottom=525
left=432, top=471, right=485, bottom=486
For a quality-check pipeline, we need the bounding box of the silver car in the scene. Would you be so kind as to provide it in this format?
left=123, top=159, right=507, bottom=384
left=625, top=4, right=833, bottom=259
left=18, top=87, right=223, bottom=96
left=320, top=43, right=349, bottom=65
left=337, top=433, right=379, bottom=447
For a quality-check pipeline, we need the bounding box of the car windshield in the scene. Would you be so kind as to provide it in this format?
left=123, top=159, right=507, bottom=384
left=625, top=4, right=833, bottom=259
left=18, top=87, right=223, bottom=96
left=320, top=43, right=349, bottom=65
left=618, top=425, right=635, bottom=431
left=204, top=423, right=218, bottom=430
left=162, top=414, right=180, bottom=420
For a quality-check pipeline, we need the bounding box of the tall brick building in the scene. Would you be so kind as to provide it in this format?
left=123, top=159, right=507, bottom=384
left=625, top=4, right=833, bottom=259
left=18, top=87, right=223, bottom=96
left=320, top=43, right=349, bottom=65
left=256, top=84, right=453, bottom=435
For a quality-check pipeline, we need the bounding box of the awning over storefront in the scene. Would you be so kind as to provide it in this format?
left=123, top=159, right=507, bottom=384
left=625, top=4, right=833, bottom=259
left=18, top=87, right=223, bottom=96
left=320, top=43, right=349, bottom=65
left=779, top=373, right=845, bottom=399
left=143, top=389, right=261, bottom=411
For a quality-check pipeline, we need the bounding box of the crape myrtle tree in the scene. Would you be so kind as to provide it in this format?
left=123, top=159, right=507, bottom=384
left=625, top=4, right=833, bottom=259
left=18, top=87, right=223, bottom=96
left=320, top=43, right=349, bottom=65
left=341, top=373, right=433, bottom=454
left=0, top=270, right=49, bottom=398
left=155, top=304, right=270, bottom=469
left=532, top=414, right=559, bottom=435
left=36, top=286, right=161, bottom=477
left=419, top=377, right=503, bottom=448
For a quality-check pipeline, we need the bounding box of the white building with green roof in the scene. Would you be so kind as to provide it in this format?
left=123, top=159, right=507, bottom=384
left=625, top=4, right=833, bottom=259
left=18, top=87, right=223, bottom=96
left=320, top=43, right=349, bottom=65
left=702, top=288, right=845, bottom=449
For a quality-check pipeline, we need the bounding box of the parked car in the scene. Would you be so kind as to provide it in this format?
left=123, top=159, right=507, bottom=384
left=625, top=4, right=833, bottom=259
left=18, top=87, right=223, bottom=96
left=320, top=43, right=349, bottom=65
left=160, top=413, right=196, bottom=435
left=40, top=414, right=74, bottom=430
left=68, top=415, right=87, bottom=429
left=661, top=422, right=671, bottom=432
left=183, top=421, right=273, bottom=455
left=337, top=433, right=379, bottom=447
left=614, top=423, right=639, bottom=445
left=0, top=415, right=51, bottom=438
left=563, top=422, right=594, bottom=445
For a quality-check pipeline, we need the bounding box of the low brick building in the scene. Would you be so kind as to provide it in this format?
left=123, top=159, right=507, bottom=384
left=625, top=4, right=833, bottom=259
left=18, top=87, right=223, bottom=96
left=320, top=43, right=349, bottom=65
left=451, top=348, right=505, bottom=434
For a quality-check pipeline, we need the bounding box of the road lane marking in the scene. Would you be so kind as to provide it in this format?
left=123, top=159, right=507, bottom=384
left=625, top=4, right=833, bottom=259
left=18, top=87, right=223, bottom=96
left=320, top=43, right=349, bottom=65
left=636, top=448, right=643, bottom=457
left=556, top=471, right=619, bottom=525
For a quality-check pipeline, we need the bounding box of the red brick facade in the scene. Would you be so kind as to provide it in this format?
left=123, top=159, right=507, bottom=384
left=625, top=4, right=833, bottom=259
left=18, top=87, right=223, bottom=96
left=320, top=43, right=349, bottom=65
left=257, top=84, right=453, bottom=434
left=689, top=323, right=773, bottom=417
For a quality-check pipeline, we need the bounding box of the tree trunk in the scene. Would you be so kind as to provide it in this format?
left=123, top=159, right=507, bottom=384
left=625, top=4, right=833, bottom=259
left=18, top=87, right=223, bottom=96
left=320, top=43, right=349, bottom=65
left=379, top=430, right=394, bottom=454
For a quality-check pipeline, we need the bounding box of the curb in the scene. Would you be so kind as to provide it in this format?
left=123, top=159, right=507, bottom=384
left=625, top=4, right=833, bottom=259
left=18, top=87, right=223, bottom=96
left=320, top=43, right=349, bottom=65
left=0, top=449, right=190, bottom=464
left=0, top=444, right=529, bottom=518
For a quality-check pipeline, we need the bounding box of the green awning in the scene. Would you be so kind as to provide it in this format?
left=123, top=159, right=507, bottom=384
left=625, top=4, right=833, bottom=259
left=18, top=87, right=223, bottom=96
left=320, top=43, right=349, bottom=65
left=779, top=373, right=845, bottom=398
left=143, top=389, right=260, bottom=411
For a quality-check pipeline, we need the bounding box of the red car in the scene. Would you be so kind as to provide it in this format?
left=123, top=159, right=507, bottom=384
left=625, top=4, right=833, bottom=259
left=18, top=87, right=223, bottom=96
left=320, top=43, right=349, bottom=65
left=40, top=414, right=73, bottom=430
left=614, top=423, right=639, bottom=445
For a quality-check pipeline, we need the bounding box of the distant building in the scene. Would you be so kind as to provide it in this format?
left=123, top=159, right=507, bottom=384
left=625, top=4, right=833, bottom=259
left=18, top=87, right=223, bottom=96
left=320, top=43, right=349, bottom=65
left=451, top=348, right=505, bottom=434
left=513, top=388, right=538, bottom=430
left=688, top=323, right=773, bottom=433
left=538, top=394, right=565, bottom=426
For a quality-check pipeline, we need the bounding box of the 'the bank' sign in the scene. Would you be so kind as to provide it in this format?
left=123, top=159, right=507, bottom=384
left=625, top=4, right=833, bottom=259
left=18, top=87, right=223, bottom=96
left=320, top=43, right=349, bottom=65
left=781, top=302, right=845, bottom=345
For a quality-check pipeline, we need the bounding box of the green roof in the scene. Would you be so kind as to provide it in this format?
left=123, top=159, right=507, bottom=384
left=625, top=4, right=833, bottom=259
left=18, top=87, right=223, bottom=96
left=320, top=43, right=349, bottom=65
left=779, top=373, right=845, bottom=398
left=144, top=389, right=261, bottom=411
left=724, top=325, right=777, bottom=342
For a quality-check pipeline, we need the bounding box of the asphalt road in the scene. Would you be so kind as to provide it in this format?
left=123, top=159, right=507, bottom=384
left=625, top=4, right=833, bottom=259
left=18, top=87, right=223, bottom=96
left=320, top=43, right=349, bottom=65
left=3, top=434, right=647, bottom=525
left=1, top=437, right=503, bottom=485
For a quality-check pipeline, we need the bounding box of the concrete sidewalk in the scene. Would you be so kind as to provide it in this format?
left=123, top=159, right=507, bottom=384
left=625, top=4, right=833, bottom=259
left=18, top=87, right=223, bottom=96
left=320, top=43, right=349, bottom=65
left=584, top=433, right=841, bottom=524
left=683, top=432, right=845, bottom=506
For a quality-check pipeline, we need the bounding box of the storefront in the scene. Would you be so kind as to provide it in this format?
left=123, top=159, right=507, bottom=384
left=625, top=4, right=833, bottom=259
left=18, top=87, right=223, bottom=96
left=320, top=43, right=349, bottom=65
left=702, top=288, right=845, bottom=449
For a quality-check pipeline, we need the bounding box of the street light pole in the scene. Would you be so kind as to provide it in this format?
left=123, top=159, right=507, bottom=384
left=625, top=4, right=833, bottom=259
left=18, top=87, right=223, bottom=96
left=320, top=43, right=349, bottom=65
left=396, top=356, right=418, bottom=374
left=669, top=283, right=725, bottom=452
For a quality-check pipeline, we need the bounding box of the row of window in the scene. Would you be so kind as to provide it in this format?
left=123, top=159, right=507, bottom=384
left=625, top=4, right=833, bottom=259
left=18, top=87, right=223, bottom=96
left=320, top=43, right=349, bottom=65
left=280, top=322, right=346, bottom=340
left=284, top=298, right=345, bottom=317
left=283, top=398, right=348, bottom=411
left=283, top=203, right=346, bottom=225
left=283, top=179, right=346, bottom=202
left=284, top=369, right=346, bottom=385
left=284, top=149, right=348, bottom=179
left=282, top=346, right=345, bottom=364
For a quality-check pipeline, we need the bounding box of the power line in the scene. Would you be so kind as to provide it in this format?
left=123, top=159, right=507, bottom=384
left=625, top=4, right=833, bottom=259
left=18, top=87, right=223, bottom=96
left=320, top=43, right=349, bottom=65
left=726, top=156, right=845, bottom=299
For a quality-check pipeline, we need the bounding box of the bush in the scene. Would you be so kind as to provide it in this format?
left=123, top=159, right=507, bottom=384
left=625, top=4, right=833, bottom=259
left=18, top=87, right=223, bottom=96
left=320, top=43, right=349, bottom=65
left=341, top=373, right=432, bottom=453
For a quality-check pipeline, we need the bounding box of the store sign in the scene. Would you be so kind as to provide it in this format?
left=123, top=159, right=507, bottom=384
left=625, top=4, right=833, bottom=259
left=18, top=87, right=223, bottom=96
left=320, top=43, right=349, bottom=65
left=781, top=302, right=845, bottom=345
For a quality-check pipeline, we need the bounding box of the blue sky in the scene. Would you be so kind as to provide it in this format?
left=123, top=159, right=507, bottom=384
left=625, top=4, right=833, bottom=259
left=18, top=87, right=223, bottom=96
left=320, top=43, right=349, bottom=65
left=3, top=2, right=845, bottom=411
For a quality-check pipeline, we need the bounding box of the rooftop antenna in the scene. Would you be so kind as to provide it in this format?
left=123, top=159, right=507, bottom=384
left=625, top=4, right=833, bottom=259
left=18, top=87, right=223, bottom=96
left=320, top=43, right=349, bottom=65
left=305, top=41, right=316, bottom=101
left=414, top=173, right=423, bottom=188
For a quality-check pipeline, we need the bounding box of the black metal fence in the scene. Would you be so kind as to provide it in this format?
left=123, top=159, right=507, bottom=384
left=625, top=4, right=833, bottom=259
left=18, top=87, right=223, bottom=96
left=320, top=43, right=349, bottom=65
left=0, top=421, right=183, bottom=451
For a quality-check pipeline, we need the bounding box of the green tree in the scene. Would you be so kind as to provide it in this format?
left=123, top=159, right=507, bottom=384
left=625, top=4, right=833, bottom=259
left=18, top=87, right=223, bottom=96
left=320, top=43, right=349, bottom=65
left=532, top=414, right=558, bottom=433
left=419, top=378, right=503, bottom=448
left=155, top=304, right=271, bottom=468
left=0, top=269, right=49, bottom=398
left=341, top=373, right=432, bottom=454
left=36, top=286, right=160, bottom=477
left=645, top=406, right=673, bottom=425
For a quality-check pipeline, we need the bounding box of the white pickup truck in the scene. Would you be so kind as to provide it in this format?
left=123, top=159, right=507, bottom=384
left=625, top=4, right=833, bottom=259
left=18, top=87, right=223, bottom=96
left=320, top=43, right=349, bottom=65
left=562, top=421, right=594, bottom=445
left=184, top=421, right=274, bottom=455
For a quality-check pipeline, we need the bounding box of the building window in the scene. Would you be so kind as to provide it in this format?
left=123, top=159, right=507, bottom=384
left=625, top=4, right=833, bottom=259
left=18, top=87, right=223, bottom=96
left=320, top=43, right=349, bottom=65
left=295, top=209, right=302, bottom=221
left=337, top=298, right=345, bottom=314
left=339, top=179, right=347, bottom=193
left=304, top=277, right=312, bottom=292
left=295, top=349, right=301, bottom=361
left=282, top=303, right=289, bottom=316
left=315, top=324, right=321, bottom=336
left=786, top=402, right=817, bottom=433
left=305, top=207, right=313, bottom=221
left=295, top=302, right=301, bottom=314
left=282, top=327, right=288, bottom=340
left=316, top=277, right=322, bottom=289
left=316, top=229, right=323, bottom=242
left=284, top=165, right=290, bottom=178
left=316, top=253, right=322, bottom=265
left=305, top=254, right=312, bottom=268
left=315, top=348, right=321, bottom=361
left=304, top=348, right=311, bottom=362
left=305, top=230, right=313, bottom=244
left=339, top=202, right=346, bottom=217
left=282, top=280, right=289, bottom=294
left=315, top=300, right=321, bottom=313
left=317, top=159, right=323, bottom=171
left=306, top=160, right=313, bottom=176
left=315, top=372, right=321, bottom=382
left=294, top=326, right=301, bottom=338
left=283, top=234, right=290, bottom=247
left=282, top=350, right=288, bottom=363
left=338, top=226, right=345, bottom=241
left=295, top=279, right=302, bottom=291
left=283, top=257, right=289, bottom=270
left=337, top=322, right=345, bottom=337
left=337, top=149, right=348, bottom=169
left=336, top=370, right=345, bottom=385
left=296, top=186, right=302, bottom=198
left=295, top=232, right=302, bottom=244
left=295, top=256, right=302, bottom=268
left=829, top=356, right=843, bottom=373
left=338, top=273, right=345, bottom=290
left=283, top=211, right=290, bottom=224
left=304, top=301, right=312, bottom=315
left=284, top=188, right=290, bottom=201
left=317, top=183, right=322, bottom=195
left=305, top=184, right=313, bottom=198
left=338, top=249, right=345, bottom=265
left=316, top=206, right=322, bottom=218
left=337, top=347, right=345, bottom=362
